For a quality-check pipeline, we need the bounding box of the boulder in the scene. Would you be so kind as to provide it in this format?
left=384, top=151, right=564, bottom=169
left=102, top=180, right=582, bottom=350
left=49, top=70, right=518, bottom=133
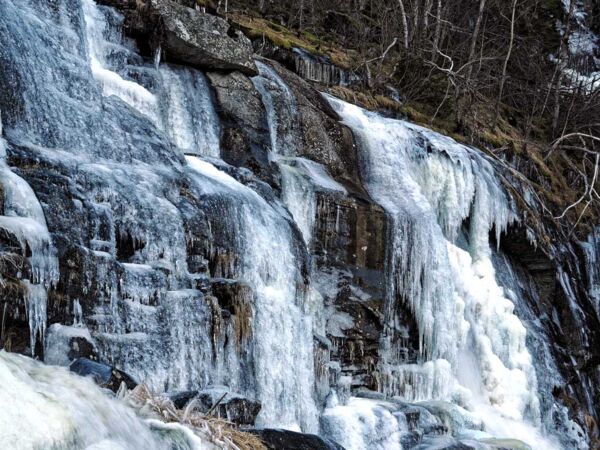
left=97, top=0, right=256, bottom=73
left=146, top=0, right=256, bottom=74
left=251, top=429, right=345, bottom=450
left=169, top=386, right=261, bottom=425
left=70, top=358, right=138, bottom=392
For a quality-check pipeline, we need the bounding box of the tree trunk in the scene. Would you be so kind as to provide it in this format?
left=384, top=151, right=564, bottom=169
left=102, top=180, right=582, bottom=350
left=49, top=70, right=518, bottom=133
left=466, top=0, right=487, bottom=81
left=493, top=0, right=518, bottom=127
left=397, top=0, right=409, bottom=49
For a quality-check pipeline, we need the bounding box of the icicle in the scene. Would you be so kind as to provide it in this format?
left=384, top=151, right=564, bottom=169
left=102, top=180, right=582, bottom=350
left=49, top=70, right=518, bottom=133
left=23, top=281, right=47, bottom=356
left=153, top=45, right=161, bottom=70
left=73, top=299, right=83, bottom=326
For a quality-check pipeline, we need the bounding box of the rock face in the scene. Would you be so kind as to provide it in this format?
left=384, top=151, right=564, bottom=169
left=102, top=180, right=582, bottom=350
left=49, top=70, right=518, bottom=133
left=312, top=192, right=387, bottom=392
left=206, top=71, right=275, bottom=185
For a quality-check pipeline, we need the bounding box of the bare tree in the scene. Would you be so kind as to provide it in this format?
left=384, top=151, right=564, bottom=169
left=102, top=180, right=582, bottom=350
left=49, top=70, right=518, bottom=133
left=493, top=0, right=518, bottom=128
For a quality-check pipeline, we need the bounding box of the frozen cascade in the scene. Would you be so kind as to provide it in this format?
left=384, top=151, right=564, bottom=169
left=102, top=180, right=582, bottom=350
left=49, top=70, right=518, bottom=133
left=83, top=0, right=162, bottom=126
left=186, top=156, right=319, bottom=432
left=0, top=0, right=592, bottom=448
left=321, top=397, right=405, bottom=450
left=279, top=158, right=347, bottom=245
left=83, top=0, right=220, bottom=158
left=253, top=61, right=345, bottom=247
left=581, top=227, right=600, bottom=316
left=252, top=61, right=299, bottom=158
left=327, top=96, right=558, bottom=449
left=158, top=65, right=221, bottom=158
left=0, top=121, right=58, bottom=355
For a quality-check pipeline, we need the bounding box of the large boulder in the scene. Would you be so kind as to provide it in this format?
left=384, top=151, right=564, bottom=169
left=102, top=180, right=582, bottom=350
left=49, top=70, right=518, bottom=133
left=150, top=0, right=256, bottom=74
left=131, top=0, right=256, bottom=74
left=97, top=0, right=256, bottom=73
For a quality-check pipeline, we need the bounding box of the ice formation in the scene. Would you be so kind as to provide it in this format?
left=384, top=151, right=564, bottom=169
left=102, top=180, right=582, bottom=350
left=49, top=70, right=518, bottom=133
left=0, top=0, right=589, bottom=448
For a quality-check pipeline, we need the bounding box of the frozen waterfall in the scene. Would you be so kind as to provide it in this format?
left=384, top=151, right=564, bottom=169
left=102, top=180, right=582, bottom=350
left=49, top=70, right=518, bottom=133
left=326, top=96, right=561, bottom=449
left=0, top=0, right=592, bottom=448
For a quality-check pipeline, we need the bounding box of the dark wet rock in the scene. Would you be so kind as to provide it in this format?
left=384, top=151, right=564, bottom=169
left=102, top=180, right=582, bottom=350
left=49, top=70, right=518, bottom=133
left=313, top=193, right=386, bottom=271
left=251, top=429, right=345, bottom=450
left=169, top=390, right=200, bottom=409
left=414, top=437, right=478, bottom=450
left=210, top=278, right=254, bottom=313
left=313, top=192, right=387, bottom=391
left=170, top=386, right=261, bottom=425
left=0, top=227, right=22, bottom=253
left=70, top=357, right=138, bottom=392
left=206, top=71, right=277, bottom=186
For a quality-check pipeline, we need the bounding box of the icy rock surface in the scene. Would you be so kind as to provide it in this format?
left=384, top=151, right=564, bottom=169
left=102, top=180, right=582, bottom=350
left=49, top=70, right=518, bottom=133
left=0, top=0, right=317, bottom=434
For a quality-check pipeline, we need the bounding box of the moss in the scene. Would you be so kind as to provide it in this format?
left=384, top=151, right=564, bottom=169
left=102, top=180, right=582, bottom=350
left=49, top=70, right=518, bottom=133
left=195, top=0, right=217, bottom=8
left=230, top=13, right=353, bottom=68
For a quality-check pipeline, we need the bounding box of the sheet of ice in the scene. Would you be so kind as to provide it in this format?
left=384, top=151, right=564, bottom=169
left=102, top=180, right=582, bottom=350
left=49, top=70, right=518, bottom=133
left=83, top=0, right=161, bottom=126
left=186, top=156, right=319, bottom=432
left=321, top=397, right=405, bottom=450
left=254, top=61, right=345, bottom=248
left=252, top=61, right=298, bottom=157
left=158, top=65, right=221, bottom=158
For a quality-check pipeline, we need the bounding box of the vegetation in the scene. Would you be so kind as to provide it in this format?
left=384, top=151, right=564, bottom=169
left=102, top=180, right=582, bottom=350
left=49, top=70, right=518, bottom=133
left=124, top=384, right=267, bottom=450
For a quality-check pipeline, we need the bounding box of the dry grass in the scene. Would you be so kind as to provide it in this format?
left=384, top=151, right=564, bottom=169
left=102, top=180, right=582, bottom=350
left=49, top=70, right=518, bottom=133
left=124, top=385, right=267, bottom=450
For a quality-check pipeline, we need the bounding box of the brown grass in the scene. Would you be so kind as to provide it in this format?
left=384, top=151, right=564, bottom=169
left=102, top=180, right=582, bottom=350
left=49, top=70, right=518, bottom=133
left=124, top=385, right=267, bottom=450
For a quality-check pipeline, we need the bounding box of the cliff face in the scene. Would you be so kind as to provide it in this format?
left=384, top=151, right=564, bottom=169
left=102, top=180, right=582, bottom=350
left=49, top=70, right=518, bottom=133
left=0, top=1, right=599, bottom=449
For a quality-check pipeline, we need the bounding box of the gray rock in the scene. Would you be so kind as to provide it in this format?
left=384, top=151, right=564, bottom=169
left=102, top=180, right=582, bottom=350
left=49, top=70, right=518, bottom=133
left=70, top=358, right=138, bottom=392
left=147, top=0, right=256, bottom=74
left=206, top=71, right=276, bottom=186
